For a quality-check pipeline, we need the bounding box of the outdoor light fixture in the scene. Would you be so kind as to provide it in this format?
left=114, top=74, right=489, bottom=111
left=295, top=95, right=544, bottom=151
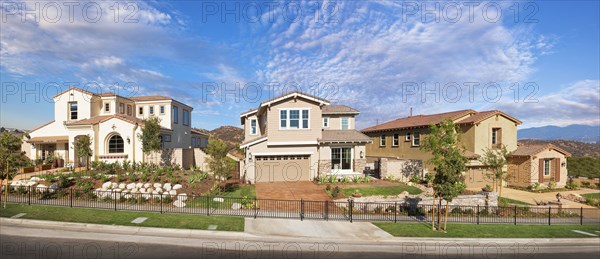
left=127, top=137, right=131, bottom=144
left=360, top=151, right=364, bottom=159
left=561, top=162, right=566, bottom=167
left=248, top=153, right=253, bottom=162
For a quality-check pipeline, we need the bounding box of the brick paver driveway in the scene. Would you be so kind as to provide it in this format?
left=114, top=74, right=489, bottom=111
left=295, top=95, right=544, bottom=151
left=255, top=181, right=331, bottom=201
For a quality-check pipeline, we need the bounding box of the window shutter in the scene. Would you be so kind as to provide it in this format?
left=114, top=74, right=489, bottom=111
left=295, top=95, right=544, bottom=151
left=538, top=159, right=544, bottom=183
left=497, top=129, right=502, bottom=145
left=554, top=158, right=560, bottom=182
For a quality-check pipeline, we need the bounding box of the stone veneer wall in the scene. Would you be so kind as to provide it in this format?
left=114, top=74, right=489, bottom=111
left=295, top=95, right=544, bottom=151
left=318, top=160, right=332, bottom=176
left=354, top=159, right=367, bottom=174
left=335, top=192, right=499, bottom=208
left=379, top=158, right=423, bottom=181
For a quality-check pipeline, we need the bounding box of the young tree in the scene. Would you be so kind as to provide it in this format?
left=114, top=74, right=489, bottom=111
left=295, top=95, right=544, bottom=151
left=74, top=135, right=93, bottom=171
left=479, top=145, right=511, bottom=197
left=0, top=132, right=25, bottom=208
left=205, top=138, right=235, bottom=192
left=421, top=120, right=467, bottom=232
left=137, top=117, right=162, bottom=165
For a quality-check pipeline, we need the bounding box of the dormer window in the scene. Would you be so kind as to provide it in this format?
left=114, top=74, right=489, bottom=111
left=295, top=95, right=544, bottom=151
left=104, top=103, right=110, bottom=112
left=341, top=117, right=349, bottom=130
left=69, top=102, right=78, bottom=120
left=119, top=103, right=125, bottom=114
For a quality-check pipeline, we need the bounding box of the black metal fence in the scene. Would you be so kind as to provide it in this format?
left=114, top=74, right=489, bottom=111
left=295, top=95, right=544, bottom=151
left=2, top=186, right=599, bottom=225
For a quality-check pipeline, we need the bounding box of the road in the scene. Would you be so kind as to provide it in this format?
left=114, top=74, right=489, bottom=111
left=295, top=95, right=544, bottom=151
left=1, top=225, right=599, bottom=259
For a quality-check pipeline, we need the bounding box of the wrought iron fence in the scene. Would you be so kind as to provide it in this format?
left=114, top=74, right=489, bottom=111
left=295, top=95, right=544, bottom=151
left=1, top=185, right=599, bottom=225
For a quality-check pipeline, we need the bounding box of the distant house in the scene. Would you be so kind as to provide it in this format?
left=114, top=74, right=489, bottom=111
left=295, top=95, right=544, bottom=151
left=239, top=91, right=372, bottom=183
left=361, top=109, right=569, bottom=189
left=23, top=87, right=201, bottom=167
left=508, top=144, right=571, bottom=188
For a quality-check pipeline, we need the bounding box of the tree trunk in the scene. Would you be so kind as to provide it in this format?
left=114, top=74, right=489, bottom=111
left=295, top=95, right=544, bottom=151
left=431, top=192, right=436, bottom=231
left=3, top=178, right=7, bottom=209
left=444, top=200, right=449, bottom=231
left=437, top=196, right=442, bottom=232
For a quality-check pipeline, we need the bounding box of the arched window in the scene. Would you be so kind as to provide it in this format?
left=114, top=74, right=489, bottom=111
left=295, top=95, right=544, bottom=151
left=108, top=135, right=124, bottom=153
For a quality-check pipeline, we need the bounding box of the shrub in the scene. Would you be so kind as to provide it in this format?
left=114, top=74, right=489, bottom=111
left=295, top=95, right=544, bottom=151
left=331, top=186, right=340, bottom=198
left=325, top=184, right=331, bottom=192
left=341, top=175, right=350, bottom=183
left=581, top=181, right=591, bottom=188
left=482, top=184, right=493, bottom=192
left=328, top=175, right=337, bottom=183
left=384, top=176, right=395, bottom=182
left=565, top=178, right=579, bottom=189
left=317, top=175, right=327, bottom=184
left=409, top=176, right=420, bottom=183
left=424, top=173, right=434, bottom=184
left=58, top=175, right=70, bottom=188
left=373, top=206, right=384, bottom=214
left=547, top=181, right=557, bottom=190
left=363, top=176, right=371, bottom=183
left=188, top=171, right=208, bottom=184
left=241, top=196, right=254, bottom=209
left=76, top=180, right=94, bottom=193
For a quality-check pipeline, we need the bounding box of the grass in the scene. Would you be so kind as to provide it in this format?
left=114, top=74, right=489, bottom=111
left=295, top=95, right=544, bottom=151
left=581, top=193, right=600, bottom=199
left=341, top=185, right=422, bottom=197
left=220, top=185, right=256, bottom=198
left=0, top=204, right=244, bottom=231
left=498, top=197, right=531, bottom=206
left=373, top=222, right=600, bottom=238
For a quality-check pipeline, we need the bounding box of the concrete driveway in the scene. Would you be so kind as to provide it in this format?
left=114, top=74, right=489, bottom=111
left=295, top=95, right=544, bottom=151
left=245, top=218, right=393, bottom=240
left=255, top=181, right=331, bottom=201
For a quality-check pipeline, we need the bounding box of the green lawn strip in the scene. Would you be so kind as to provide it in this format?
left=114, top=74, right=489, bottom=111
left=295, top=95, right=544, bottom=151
left=0, top=204, right=244, bottom=231
left=498, top=197, right=532, bottom=206
left=221, top=185, right=256, bottom=198
left=581, top=193, right=600, bottom=199
left=373, top=222, right=600, bottom=238
left=341, top=185, right=422, bottom=197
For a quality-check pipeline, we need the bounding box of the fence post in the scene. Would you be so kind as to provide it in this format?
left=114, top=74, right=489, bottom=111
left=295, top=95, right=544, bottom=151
left=348, top=198, right=353, bottom=223
left=70, top=188, right=73, bottom=208
left=28, top=185, right=31, bottom=205
left=394, top=202, right=398, bottom=223
left=548, top=206, right=551, bottom=225
left=113, top=191, right=117, bottom=211
left=580, top=207, right=583, bottom=225
left=300, top=199, right=305, bottom=221
left=476, top=205, right=480, bottom=225
left=254, top=198, right=257, bottom=219
left=324, top=200, right=329, bottom=221
left=206, top=195, right=210, bottom=216
left=513, top=206, right=517, bottom=225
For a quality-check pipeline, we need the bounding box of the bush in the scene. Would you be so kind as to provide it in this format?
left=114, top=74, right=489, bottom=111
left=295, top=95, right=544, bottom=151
left=409, top=176, right=420, bottom=183
left=424, top=173, right=434, bottom=184
left=547, top=181, right=557, bottom=190
left=581, top=181, right=591, bottom=188
left=188, top=171, right=208, bottom=184
left=316, top=175, right=327, bottom=184
left=331, top=186, right=340, bottom=198
left=567, top=156, right=600, bottom=178
left=482, top=184, right=493, bottom=192
left=565, top=178, right=579, bottom=189
left=328, top=175, right=337, bottom=183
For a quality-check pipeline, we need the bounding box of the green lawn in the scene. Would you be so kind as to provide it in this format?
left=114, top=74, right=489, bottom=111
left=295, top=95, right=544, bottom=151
left=221, top=185, right=256, bottom=198
left=581, top=193, right=600, bottom=199
left=0, top=204, right=244, bottom=231
left=373, top=222, right=600, bottom=238
left=341, top=185, right=422, bottom=197
left=498, top=197, right=532, bottom=206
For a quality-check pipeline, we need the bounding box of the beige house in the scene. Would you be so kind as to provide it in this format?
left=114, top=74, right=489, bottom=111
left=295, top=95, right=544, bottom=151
left=239, top=91, right=372, bottom=183
left=23, top=87, right=199, bottom=167
left=360, top=109, right=559, bottom=189
left=508, top=144, right=571, bottom=188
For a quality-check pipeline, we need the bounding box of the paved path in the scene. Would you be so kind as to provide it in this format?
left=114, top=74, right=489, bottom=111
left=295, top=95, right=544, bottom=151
left=255, top=181, right=332, bottom=201
left=245, top=218, right=393, bottom=239
left=502, top=187, right=600, bottom=209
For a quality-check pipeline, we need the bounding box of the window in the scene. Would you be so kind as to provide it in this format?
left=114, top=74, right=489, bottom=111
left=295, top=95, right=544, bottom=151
left=108, top=135, right=124, bottom=153
left=331, top=148, right=352, bottom=171
left=162, top=135, right=172, bottom=142
left=492, top=128, right=502, bottom=147
left=279, top=109, right=309, bottom=129
left=138, top=107, right=144, bottom=115
left=412, top=132, right=420, bottom=146
left=323, top=117, right=329, bottom=128
left=543, top=159, right=551, bottom=176
left=183, top=110, right=190, bottom=126
left=127, top=105, right=132, bottom=116
left=341, top=117, right=349, bottom=130
left=405, top=132, right=411, bottom=141
left=250, top=119, right=257, bottom=135
left=149, top=106, right=154, bottom=115
left=160, top=106, right=165, bottom=114
left=380, top=135, right=386, bottom=146
left=119, top=103, right=125, bottom=114
left=173, top=106, right=179, bottom=124
left=393, top=133, right=399, bottom=146
left=104, top=103, right=110, bottom=112
left=69, top=102, right=78, bottom=120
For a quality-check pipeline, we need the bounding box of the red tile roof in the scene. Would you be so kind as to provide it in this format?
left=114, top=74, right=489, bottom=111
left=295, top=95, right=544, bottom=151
left=319, top=130, right=372, bottom=143
left=362, top=109, right=475, bottom=133
left=511, top=144, right=571, bottom=157
left=322, top=105, right=360, bottom=115
left=457, top=110, right=522, bottom=125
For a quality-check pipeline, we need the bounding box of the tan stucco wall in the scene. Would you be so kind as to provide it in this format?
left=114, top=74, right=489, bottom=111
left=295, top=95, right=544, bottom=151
left=365, top=127, right=434, bottom=169
left=324, top=115, right=355, bottom=130
left=471, top=115, right=518, bottom=156
left=266, top=98, right=322, bottom=143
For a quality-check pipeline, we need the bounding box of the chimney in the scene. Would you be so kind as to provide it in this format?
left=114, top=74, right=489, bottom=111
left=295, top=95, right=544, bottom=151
left=409, top=107, right=413, bottom=117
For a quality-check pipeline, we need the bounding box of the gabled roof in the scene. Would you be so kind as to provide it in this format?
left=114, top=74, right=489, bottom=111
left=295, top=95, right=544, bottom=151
left=28, top=120, right=55, bottom=134
left=53, top=87, right=98, bottom=99
left=362, top=109, right=476, bottom=133
left=259, top=91, right=330, bottom=107
left=457, top=110, right=522, bottom=125
left=130, top=96, right=173, bottom=102
left=240, top=134, right=267, bottom=148
left=65, top=114, right=171, bottom=131
left=191, top=128, right=209, bottom=136
left=322, top=105, right=360, bottom=115
left=319, top=130, right=372, bottom=144
left=511, top=144, right=571, bottom=157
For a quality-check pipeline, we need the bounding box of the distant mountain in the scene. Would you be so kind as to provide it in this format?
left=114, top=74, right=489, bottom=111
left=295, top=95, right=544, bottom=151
left=518, top=139, right=600, bottom=157
left=518, top=124, right=600, bottom=143
left=194, top=126, right=244, bottom=158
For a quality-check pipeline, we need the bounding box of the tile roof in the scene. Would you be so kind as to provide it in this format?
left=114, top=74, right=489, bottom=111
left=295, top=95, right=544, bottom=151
left=260, top=91, right=330, bottom=107
left=191, top=128, right=209, bottom=136
left=28, top=120, right=55, bottom=133
left=319, top=130, right=372, bottom=143
left=129, top=96, right=173, bottom=102
left=53, top=87, right=98, bottom=99
left=457, top=110, right=522, bottom=125
left=67, top=114, right=144, bottom=126
left=240, top=134, right=267, bottom=147
left=322, top=105, right=360, bottom=115
left=362, top=109, right=476, bottom=133
left=511, top=144, right=571, bottom=157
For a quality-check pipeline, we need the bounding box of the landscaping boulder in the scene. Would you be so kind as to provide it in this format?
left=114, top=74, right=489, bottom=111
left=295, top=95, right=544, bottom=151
left=139, top=188, right=147, bottom=193
left=173, top=184, right=183, bottom=190
left=152, top=190, right=159, bottom=195
left=231, top=203, right=242, bottom=210
left=49, top=183, right=58, bottom=193
left=173, top=200, right=186, bottom=208
left=142, top=194, right=151, bottom=200
left=135, top=183, right=144, bottom=189
left=131, top=188, right=139, bottom=194
left=118, top=183, right=126, bottom=189
left=153, top=183, right=162, bottom=189
left=35, top=184, right=48, bottom=192
left=178, top=193, right=187, bottom=201
left=123, top=194, right=132, bottom=199
left=147, top=187, right=154, bottom=193
left=143, top=183, right=151, bottom=188
left=111, top=182, right=118, bottom=189
left=155, top=187, right=163, bottom=193
left=213, top=197, right=225, bottom=203
left=126, top=183, right=136, bottom=190
left=30, top=177, right=41, bottom=182
left=169, top=190, right=177, bottom=196
left=163, top=183, right=172, bottom=191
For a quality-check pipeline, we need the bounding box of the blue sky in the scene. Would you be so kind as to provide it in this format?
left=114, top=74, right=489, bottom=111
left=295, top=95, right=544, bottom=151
left=1, top=0, right=599, bottom=130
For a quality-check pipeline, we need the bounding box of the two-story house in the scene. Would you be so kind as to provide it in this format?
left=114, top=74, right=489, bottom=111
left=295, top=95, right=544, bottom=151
left=239, top=91, right=372, bottom=183
left=24, top=87, right=195, bottom=166
left=361, top=109, right=570, bottom=188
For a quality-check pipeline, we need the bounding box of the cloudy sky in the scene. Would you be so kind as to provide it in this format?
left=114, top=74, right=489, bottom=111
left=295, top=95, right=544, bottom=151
left=1, top=0, right=599, bottom=130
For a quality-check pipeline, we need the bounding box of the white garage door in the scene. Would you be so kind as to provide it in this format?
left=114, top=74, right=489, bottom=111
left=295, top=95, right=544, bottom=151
left=255, top=155, right=311, bottom=182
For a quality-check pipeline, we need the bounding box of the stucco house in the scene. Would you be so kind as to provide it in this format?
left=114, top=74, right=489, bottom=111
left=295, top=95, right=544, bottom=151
left=23, top=87, right=201, bottom=167
left=361, top=109, right=568, bottom=189
left=239, top=91, right=372, bottom=183
left=508, top=143, right=571, bottom=188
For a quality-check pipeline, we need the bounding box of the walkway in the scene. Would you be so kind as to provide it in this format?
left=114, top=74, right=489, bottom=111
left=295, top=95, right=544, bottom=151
left=502, top=187, right=600, bottom=209
left=255, top=181, right=331, bottom=201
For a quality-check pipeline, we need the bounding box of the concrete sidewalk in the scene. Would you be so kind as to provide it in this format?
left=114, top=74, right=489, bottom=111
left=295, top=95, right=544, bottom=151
left=244, top=218, right=393, bottom=239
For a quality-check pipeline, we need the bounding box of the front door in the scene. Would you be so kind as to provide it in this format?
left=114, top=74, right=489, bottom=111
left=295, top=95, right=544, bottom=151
left=331, top=147, right=352, bottom=173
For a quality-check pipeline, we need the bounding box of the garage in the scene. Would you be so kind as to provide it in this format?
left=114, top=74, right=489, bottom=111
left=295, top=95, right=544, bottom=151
left=254, top=155, right=311, bottom=182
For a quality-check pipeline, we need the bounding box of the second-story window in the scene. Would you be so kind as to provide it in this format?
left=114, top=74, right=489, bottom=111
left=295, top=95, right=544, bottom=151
left=127, top=105, right=132, bottom=116
left=279, top=109, right=309, bottom=129
left=250, top=119, right=257, bottom=135
left=104, top=103, right=110, bottom=112
left=412, top=132, right=420, bottom=147
left=138, top=107, right=144, bottom=115
left=69, top=102, right=78, bottom=120
left=380, top=135, right=386, bottom=146
left=173, top=106, right=179, bottom=124
left=405, top=132, right=411, bottom=141
left=393, top=133, right=399, bottom=146
left=149, top=106, right=155, bottom=115
left=183, top=110, right=190, bottom=126
left=119, top=103, right=125, bottom=114
left=492, top=128, right=502, bottom=147
left=341, top=117, right=349, bottom=130
left=280, top=110, right=287, bottom=128
left=323, top=117, right=329, bottom=127
left=160, top=105, right=165, bottom=114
